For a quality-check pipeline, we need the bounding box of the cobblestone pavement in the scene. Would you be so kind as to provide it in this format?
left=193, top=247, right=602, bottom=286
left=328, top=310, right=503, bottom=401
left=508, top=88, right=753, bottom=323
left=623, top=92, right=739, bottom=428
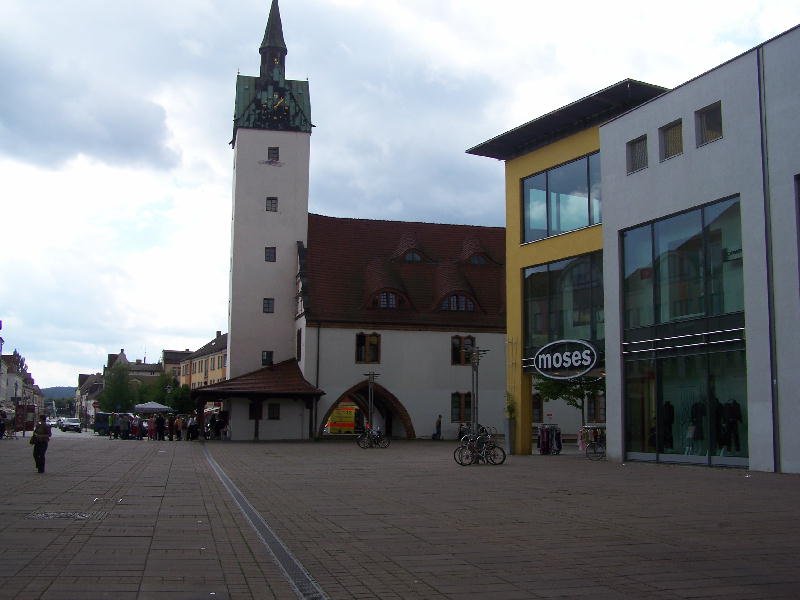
left=1, top=432, right=799, bottom=599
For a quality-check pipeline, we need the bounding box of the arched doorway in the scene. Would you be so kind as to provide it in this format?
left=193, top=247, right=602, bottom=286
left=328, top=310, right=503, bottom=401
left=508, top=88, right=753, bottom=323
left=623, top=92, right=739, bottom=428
left=319, top=381, right=416, bottom=439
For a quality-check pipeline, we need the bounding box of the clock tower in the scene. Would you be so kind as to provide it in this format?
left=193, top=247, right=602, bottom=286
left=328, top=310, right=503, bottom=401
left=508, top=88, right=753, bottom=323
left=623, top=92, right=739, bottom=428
left=227, top=0, right=312, bottom=378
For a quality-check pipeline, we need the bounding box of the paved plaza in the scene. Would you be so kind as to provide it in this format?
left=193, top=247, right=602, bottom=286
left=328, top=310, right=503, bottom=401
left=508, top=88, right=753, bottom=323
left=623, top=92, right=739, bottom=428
left=1, top=431, right=799, bottom=599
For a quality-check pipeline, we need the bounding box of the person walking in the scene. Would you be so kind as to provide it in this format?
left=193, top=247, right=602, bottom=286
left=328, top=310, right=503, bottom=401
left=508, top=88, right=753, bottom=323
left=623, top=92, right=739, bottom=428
left=31, top=414, right=52, bottom=473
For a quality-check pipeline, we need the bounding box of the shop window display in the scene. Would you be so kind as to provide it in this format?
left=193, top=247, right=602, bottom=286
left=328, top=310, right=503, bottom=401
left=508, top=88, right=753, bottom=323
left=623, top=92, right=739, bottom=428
left=622, top=196, right=747, bottom=466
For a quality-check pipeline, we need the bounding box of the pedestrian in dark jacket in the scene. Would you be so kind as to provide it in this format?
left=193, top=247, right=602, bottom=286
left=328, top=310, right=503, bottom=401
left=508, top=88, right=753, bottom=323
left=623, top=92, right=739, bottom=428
left=32, top=415, right=52, bottom=473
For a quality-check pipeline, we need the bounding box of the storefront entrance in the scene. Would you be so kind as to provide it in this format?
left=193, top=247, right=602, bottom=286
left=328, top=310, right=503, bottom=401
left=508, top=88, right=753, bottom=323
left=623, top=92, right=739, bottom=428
left=319, top=381, right=415, bottom=439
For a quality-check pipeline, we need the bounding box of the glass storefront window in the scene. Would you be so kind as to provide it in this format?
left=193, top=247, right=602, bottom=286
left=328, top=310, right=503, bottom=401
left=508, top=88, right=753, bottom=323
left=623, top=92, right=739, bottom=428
left=522, top=173, right=547, bottom=242
left=659, top=354, right=708, bottom=458
left=523, top=251, right=604, bottom=359
left=589, top=152, right=602, bottom=225
left=704, top=198, right=744, bottom=315
left=521, top=153, right=599, bottom=243
left=548, top=159, right=590, bottom=236
left=623, top=225, right=654, bottom=329
left=625, top=360, right=656, bottom=454
left=622, top=196, right=747, bottom=466
left=708, top=350, right=748, bottom=461
left=654, top=210, right=704, bottom=323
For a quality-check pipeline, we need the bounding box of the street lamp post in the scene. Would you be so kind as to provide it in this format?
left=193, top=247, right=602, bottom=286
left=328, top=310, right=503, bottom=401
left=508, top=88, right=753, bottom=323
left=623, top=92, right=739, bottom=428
left=363, top=371, right=380, bottom=430
left=471, top=348, right=489, bottom=432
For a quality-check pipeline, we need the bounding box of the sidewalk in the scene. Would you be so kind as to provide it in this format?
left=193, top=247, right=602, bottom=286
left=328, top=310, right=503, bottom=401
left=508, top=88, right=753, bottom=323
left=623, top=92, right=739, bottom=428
left=1, top=434, right=799, bottom=599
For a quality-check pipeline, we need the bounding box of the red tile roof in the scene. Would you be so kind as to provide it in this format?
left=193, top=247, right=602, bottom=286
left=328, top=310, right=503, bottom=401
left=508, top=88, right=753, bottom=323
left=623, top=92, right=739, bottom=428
left=191, top=359, right=323, bottom=398
left=304, top=215, right=505, bottom=331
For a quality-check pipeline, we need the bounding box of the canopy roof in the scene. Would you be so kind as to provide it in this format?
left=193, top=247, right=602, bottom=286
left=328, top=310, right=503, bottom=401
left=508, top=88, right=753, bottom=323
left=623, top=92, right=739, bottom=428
left=134, top=401, right=174, bottom=413
left=190, top=359, right=324, bottom=400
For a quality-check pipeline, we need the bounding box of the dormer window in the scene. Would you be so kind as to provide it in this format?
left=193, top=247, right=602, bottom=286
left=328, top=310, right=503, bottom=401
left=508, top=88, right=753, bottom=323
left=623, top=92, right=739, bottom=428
left=441, top=294, right=475, bottom=312
left=379, top=291, right=397, bottom=308
left=469, top=254, right=488, bottom=265
left=404, top=251, right=422, bottom=263
left=371, top=290, right=405, bottom=309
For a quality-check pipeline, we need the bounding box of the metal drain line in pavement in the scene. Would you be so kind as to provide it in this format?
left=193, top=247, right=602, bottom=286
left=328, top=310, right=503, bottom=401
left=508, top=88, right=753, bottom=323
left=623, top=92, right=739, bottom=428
left=204, top=446, right=328, bottom=600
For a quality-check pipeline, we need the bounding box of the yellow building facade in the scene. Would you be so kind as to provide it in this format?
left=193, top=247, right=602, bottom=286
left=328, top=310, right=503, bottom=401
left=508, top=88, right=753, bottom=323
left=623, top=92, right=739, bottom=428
left=469, top=80, right=665, bottom=455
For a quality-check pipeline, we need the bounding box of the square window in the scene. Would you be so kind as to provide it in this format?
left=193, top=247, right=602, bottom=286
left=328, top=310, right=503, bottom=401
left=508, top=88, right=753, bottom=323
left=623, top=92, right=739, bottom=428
left=626, top=135, right=648, bottom=174
left=451, top=335, right=475, bottom=365
left=264, top=246, right=276, bottom=262
left=355, top=332, right=380, bottom=363
left=261, top=350, right=273, bottom=366
left=696, top=102, right=722, bottom=146
left=267, top=147, right=279, bottom=162
left=266, top=197, right=278, bottom=212
left=267, top=403, right=280, bottom=420
left=263, top=298, right=274, bottom=313
left=659, top=120, right=683, bottom=161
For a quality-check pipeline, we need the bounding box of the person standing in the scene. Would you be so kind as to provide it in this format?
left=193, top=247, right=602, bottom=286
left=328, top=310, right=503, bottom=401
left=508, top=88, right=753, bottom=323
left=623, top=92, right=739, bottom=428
left=434, top=414, right=442, bottom=440
left=155, top=414, right=166, bottom=441
left=32, top=414, right=52, bottom=473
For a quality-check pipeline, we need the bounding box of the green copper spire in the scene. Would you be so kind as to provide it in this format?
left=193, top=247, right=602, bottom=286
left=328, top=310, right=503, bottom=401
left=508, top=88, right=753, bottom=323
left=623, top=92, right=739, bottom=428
left=260, top=0, right=286, bottom=83
left=261, top=0, right=286, bottom=52
left=231, top=0, right=312, bottom=143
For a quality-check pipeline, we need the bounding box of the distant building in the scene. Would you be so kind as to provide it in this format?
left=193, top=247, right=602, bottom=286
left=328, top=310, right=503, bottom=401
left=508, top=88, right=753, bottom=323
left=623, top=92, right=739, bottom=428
left=163, top=349, right=192, bottom=382
left=179, top=332, right=227, bottom=390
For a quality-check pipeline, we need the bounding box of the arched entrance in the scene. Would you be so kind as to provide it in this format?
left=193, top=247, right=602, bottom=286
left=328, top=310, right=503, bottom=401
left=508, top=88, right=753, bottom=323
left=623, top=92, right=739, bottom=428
left=319, top=381, right=416, bottom=439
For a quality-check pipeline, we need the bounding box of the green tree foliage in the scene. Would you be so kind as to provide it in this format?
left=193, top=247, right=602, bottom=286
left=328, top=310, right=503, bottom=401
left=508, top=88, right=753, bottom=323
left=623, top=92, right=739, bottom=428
left=169, top=384, right=195, bottom=415
left=535, top=376, right=605, bottom=426
left=99, top=362, right=134, bottom=412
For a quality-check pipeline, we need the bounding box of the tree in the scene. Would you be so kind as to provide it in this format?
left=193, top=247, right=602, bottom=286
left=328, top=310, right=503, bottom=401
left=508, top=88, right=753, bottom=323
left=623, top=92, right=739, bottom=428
left=99, top=362, right=134, bottom=413
left=535, top=376, right=605, bottom=426
left=169, top=384, right=195, bottom=415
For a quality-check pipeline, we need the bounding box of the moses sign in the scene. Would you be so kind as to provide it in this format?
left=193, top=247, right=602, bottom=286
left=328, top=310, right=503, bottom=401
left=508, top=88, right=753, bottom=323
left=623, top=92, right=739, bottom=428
left=530, top=339, right=598, bottom=380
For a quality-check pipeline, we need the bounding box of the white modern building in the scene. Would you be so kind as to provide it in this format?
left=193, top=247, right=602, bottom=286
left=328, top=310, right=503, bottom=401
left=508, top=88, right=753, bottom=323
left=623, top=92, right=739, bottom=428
left=601, top=25, right=800, bottom=472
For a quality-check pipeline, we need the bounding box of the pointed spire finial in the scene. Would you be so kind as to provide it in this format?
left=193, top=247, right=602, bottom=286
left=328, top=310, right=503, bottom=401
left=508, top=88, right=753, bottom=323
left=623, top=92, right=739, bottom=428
left=259, top=0, right=287, bottom=83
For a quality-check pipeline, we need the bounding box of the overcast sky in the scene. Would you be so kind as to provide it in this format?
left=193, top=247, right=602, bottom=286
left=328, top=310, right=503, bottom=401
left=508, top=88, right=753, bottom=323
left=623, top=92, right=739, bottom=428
left=1, top=0, right=798, bottom=388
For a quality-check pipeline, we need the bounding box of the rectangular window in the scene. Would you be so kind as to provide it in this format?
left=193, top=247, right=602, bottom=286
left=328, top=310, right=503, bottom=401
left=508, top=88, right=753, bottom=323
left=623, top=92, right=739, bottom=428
left=659, top=120, right=683, bottom=161
left=696, top=101, right=722, bottom=146
left=450, top=392, right=472, bottom=423
left=261, top=350, right=273, bottom=366
left=296, top=329, right=302, bottom=362
left=267, top=147, right=279, bottom=162
left=223, top=354, right=227, bottom=368
left=522, top=251, right=604, bottom=361
left=210, top=357, right=215, bottom=369
left=622, top=196, right=744, bottom=332
left=263, top=298, right=275, bottom=313
left=626, top=135, right=648, bottom=174
left=451, top=335, right=475, bottom=365
left=266, top=196, right=278, bottom=212
left=355, top=333, right=380, bottom=363
left=265, top=246, right=276, bottom=262
left=521, top=152, right=599, bottom=243
left=267, top=403, right=280, bottom=420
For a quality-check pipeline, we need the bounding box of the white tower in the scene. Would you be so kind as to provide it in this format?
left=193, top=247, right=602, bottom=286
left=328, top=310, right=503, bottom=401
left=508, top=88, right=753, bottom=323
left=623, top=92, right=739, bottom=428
left=228, top=0, right=312, bottom=378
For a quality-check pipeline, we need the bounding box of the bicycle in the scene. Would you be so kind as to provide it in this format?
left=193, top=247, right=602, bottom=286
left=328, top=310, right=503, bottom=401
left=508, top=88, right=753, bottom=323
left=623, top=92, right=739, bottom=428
left=356, top=427, right=390, bottom=449
left=453, top=427, right=505, bottom=466
left=584, top=426, right=606, bottom=460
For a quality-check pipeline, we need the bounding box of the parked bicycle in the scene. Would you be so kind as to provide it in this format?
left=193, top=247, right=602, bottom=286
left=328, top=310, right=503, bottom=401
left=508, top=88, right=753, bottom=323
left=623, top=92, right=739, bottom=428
left=453, top=426, right=505, bottom=466
left=583, top=425, right=606, bottom=460
left=356, top=427, right=390, bottom=449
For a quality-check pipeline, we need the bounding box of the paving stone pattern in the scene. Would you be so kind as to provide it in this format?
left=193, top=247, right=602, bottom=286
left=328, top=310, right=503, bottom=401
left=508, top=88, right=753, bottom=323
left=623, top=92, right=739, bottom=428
left=1, top=433, right=799, bottom=599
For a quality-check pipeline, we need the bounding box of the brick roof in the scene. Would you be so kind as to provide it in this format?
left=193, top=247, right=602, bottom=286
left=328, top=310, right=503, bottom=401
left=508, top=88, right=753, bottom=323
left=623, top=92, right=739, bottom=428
left=303, top=214, right=505, bottom=331
left=191, top=359, right=323, bottom=398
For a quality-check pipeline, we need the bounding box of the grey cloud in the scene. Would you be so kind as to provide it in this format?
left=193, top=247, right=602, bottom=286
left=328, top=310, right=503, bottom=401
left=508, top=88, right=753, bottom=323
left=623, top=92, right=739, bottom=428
left=0, top=51, right=179, bottom=169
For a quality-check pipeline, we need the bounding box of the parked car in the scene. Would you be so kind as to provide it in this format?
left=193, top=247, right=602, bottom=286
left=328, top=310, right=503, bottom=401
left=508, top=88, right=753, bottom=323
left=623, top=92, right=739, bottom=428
left=60, top=418, right=81, bottom=433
